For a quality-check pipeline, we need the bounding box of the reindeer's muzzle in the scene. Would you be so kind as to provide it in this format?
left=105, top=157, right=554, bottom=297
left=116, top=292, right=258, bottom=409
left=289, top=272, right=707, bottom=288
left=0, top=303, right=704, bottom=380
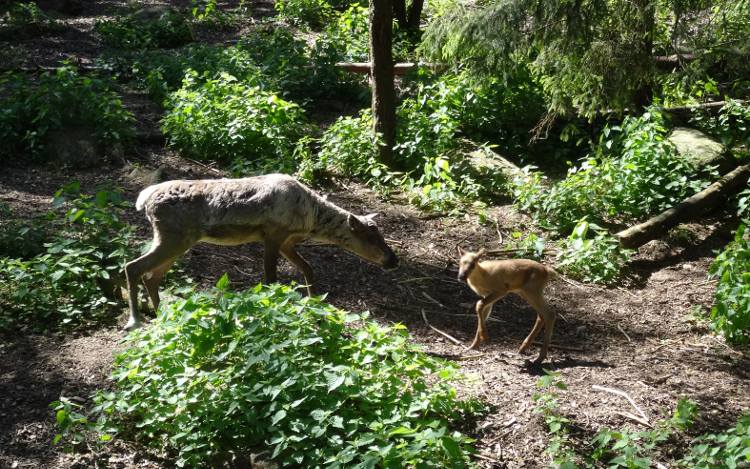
left=383, top=252, right=399, bottom=270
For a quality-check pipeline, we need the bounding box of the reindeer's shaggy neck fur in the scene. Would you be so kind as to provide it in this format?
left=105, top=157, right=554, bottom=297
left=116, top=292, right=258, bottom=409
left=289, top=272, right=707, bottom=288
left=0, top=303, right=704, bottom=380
left=309, top=194, right=352, bottom=244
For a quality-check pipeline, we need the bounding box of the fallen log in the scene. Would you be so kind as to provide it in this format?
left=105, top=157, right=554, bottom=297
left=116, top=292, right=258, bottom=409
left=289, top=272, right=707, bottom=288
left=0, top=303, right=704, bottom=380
left=661, top=100, right=745, bottom=121
left=615, top=163, right=750, bottom=248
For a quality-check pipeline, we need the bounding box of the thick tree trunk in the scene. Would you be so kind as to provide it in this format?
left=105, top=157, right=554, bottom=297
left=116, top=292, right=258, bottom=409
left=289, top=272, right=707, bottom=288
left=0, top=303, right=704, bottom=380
left=370, top=0, right=396, bottom=167
left=616, top=164, right=750, bottom=248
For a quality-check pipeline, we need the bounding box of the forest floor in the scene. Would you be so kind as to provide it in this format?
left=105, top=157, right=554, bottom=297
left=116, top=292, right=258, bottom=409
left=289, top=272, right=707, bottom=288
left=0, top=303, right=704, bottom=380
left=2, top=1, right=750, bottom=468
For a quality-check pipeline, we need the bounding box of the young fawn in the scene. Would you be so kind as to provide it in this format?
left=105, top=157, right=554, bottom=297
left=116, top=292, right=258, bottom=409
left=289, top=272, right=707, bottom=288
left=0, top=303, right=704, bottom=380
left=124, top=174, right=398, bottom=330
left=457, top=248, right=556, bottom=364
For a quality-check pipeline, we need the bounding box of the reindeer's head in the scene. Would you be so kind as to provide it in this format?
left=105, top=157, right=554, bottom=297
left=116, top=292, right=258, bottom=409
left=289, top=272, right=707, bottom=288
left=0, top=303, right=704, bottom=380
left=344, top=213, right=399, bottom=270
left=457, top=247, right=486, bottom=282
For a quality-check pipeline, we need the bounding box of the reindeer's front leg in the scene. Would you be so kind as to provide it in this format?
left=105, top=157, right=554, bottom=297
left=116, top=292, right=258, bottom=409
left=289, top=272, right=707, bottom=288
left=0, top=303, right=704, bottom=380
left=263, top=239, right=282, bottom=284
left=281, top=240, right=315, bottom=296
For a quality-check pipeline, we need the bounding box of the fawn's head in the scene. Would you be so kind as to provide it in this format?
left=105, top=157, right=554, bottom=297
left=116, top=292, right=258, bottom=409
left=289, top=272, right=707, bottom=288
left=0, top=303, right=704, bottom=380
left=344, top=213, right=399, bottom=270
left=457, top=247, right=486, bottom=282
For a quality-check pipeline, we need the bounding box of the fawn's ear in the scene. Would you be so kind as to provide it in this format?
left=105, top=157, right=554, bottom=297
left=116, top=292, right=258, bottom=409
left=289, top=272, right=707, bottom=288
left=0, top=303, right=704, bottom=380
left=363, top=213, right=380, bottom=223
left=456, top=246, right=465, bottom=257
left=476, top=248, right=486, bottom=258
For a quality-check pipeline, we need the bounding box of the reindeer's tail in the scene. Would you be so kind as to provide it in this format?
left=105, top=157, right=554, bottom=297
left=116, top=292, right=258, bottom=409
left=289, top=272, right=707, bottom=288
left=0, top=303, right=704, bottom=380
left=135, top=184, right=161, bottom=211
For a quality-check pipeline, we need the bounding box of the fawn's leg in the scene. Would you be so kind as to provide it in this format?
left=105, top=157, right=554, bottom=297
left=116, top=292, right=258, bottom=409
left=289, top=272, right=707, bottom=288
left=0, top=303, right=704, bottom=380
left=468, top=291, right=506, bottom=349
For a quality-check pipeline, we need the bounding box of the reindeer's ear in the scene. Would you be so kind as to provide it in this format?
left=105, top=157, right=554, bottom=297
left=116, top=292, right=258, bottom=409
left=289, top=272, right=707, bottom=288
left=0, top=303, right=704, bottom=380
left=348, top=213, right=364, bottom=231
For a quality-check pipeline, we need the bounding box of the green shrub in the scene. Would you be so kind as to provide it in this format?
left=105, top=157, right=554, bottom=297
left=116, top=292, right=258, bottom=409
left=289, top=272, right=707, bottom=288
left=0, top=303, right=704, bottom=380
left=94, top=7, right=193, bottom=49
left=189, top=0, right=248, bottom=31
left=0, top=204, right=48, bottom=259
left=0, top=65, right=135, bottom=161
left=83, top=281, right=481, bottom=467
left=691, top=99, right=750, bottom=151
left=102, top=44, right=264, bottom=104
left=679, top=414, right=750, bottom=468
left=556, top=220, right=632, bottom=284
left=161, top=71, right=306, bottom=171
left=708, top=223, right=750, bottom=345
left=0, top=184, right=136, bottom=331
left=318, top=110, right=390, bottom=185
left=0, top=1, right=60, bottom=39
left=316, top=72, right=524, bottom=211
left=515, top=110, right=714, bottom=233
left=315, top=4, right=370, bottom=62
left=532, top=370, right=577, bottom=467
left=275, top=0, right=334, bottom=30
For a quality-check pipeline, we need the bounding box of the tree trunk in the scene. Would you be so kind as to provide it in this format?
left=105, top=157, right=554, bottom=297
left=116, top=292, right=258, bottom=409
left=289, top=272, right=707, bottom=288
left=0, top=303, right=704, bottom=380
left=616, top=164, right=750, bottom=248
left=370, top=0, right=396, bottom=167
left=393, top=0, right=407, bottom=29
left=406, top=0, right=424, bottom=30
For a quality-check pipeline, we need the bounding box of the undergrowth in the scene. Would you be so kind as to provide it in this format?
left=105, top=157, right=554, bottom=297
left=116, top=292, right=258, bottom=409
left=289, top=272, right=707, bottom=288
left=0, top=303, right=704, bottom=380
left=533, top=371, right=750, bottom=468
left=708, top=222, right=750, bottom=345
left=94, top=6, right=193, bottom=49
left=513, top=110, right=715, bottom=234
left=0, top=183, right=136, bottom=331
left=54, top=281, right=483, bottom=467
left=0, top=64, right=135, bottom=162
left=0, top=1, right=61, bottom=39
left=161, top=71, right=306, bottom=173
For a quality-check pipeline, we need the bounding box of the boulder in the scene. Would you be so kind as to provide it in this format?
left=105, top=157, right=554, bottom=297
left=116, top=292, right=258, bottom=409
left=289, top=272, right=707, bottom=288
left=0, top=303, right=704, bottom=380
left=668, top=127, right=728, bottom=170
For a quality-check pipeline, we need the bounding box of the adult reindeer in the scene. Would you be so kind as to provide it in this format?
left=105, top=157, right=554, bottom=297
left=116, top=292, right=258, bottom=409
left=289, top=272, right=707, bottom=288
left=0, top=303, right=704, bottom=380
left=124, top=174, right=398, bottom=329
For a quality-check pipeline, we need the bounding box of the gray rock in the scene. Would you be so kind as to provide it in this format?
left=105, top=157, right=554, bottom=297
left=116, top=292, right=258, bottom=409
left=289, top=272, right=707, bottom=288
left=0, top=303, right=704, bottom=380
left=668, top=127, right=727, bottom=169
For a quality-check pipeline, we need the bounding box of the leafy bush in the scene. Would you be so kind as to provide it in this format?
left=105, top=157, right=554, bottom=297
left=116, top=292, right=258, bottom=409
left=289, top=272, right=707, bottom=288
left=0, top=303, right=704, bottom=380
left=275, top=0, right=334, bottom=30
left=556, top=220, right=632, bottom=284
left=317, top=110, right=391, bottom=185
left=0, top=65, right=135, bottom=161
left=708, top=223, right=750, bottom=345
left=691, top=99, right=750, bottom=151
left=189, top=0, right=248, bottom=31
left=514, top=110, right=714, bottom=233
left=161, top=72, right=306, bottom=171
left=0, top=184, right=136, bottom=331
left=0, top=204, right=48, bottom=259
left=532, top=370, right=578, bottom=467
left=679, top=414, right=750, bottom=468
left=590, top=398, right=697, bottom=468
left=316, top=72, right=523, bottom=211
left=94, top=7, right=193, bottom=49
left=103, top=44, right=264, bottom=104
left=82, top=282, right=481, bottom=467
left=0, top=1, right=61, bottom=39
left=315, top=4, right=370, bottom=62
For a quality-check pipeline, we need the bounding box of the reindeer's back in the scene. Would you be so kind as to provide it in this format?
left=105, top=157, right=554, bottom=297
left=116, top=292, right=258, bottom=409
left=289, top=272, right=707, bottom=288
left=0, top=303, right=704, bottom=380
left=138, top=174, right=317, bottom=232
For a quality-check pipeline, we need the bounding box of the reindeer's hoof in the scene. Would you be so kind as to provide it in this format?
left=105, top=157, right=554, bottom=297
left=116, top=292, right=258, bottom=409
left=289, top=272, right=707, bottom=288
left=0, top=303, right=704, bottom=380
left=124, top=318, right=143, bottom=331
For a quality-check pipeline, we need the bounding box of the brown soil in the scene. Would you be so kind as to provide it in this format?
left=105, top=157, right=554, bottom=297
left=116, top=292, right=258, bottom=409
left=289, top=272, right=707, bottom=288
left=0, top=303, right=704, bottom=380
left=2, top=2, right=749, bottom=468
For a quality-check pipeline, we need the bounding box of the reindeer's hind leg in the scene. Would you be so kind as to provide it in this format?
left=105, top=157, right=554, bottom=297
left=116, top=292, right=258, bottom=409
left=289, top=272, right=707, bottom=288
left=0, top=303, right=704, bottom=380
left=142, top=259, right=178, bottom=314
left=281, top=240, right=315, bottom=296
left=125, top=232, right=195, bottom=330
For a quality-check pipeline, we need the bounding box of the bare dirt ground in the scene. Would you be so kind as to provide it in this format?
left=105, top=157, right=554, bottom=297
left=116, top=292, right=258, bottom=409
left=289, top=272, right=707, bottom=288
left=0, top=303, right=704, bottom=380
left=1, top=2, right=750, bottom=468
